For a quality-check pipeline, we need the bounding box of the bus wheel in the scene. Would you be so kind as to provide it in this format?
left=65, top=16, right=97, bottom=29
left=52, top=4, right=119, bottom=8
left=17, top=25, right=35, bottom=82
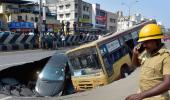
left=121, top=65, right=130, bottom=78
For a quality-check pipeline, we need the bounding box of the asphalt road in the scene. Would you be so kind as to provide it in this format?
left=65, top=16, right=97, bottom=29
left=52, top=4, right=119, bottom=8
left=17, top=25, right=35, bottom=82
left=0, top=42, right=169, bottom=100
left=0, top=47, right=74, bottom=71
left=0, top=50, right=56, bottom=71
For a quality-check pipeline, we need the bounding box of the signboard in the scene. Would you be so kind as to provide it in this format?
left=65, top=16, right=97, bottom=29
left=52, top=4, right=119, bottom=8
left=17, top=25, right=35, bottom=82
left=106, top=39, right=120, bottom=53
left=8, top=22, right=34, bottom=29
left=78, top=18, right=93, bottom=28
left=96, top=15, right=107, bottom=26
left=79, top=23, right=93, bottom=28
left=96, top=16, right=106, bottom=21
left=79, top=18, right=91, bottom=23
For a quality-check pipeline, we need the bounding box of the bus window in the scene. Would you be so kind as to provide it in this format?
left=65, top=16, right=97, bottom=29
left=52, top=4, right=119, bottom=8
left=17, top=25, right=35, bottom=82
left=131, top=30, right=140, bottom=45
left=119, top=37, right=124, bottom=46
left=123, top=33, right=132, bottom=42
left=70, top=58, right=81, bottom=70
left=68, top=47, right=102, bottom=76
left=80, top=56, right=88, bottom=68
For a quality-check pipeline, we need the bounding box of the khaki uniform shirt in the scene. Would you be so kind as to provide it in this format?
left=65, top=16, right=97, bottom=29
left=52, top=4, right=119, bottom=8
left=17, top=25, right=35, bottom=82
left=139, top=46, right=170, bottom=100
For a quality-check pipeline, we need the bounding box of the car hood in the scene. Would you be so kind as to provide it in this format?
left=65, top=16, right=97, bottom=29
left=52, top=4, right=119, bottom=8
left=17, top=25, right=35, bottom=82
left=36, top=79, right=64, bottom=96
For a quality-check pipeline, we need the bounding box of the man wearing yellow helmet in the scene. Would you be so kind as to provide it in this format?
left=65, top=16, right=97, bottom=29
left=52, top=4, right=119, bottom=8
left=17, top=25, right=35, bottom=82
left=126, top=24, right=170, bottom=100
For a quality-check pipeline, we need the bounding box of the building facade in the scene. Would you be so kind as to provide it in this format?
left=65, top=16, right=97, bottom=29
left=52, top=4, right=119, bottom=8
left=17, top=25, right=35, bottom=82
left=106, top=11, right=118, bottom=33
left=92, top=4, right=107, bottom=34
left=0, top=0, right=36, bottom=32
left=78, top=1, right=92, bottom=32
left=51, top=0, right=92, bottom=34
left=117, top=11, right=146, bottom=32
left=0, top=0, right=59, bottom=33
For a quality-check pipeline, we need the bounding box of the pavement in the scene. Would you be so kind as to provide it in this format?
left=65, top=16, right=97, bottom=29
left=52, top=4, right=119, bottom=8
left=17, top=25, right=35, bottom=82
left=54, top=68, right=141, bottom=100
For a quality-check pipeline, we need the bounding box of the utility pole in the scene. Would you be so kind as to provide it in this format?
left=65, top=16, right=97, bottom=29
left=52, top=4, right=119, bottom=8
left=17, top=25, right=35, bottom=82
left=39, top=0, right=43, bottom=48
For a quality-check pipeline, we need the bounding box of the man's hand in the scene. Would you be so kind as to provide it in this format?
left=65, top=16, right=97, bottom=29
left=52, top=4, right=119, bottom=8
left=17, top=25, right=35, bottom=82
left=125, top=93, right=144, bottom=100
left=133, top=46, right=140, bottom=55
left=131, top=46, right=141, bottom=67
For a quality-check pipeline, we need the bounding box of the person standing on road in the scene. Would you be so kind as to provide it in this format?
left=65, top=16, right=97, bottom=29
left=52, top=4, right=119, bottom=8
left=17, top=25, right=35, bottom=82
left=61, top=34, right=66, bottom=47
left=126, top=24, right=170, bottom=100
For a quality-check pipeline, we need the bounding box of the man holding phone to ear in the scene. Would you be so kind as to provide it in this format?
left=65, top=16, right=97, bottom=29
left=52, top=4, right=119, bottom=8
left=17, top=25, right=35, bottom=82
left=126, top=24, right=170, bottom=100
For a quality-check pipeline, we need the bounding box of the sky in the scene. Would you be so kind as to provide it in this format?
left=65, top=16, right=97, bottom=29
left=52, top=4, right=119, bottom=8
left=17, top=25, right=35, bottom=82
left=30, top=0, right=170, bottom=28
left=84, top=0, right=170, bottom=28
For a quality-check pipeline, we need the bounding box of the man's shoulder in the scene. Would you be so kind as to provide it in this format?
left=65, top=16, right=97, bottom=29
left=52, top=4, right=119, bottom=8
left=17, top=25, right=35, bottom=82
left=157, top=45, right=169, bottom=55
left=159, top=48, right=170, bottom=58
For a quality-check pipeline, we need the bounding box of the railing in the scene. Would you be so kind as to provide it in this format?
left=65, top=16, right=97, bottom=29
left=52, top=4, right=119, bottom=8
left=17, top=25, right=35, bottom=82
left=0, top=33, right=99, bottom=51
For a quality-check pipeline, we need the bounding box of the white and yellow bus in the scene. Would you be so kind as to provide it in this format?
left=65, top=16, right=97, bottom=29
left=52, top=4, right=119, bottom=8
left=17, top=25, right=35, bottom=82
left=66, top=20, right=157, bottom=91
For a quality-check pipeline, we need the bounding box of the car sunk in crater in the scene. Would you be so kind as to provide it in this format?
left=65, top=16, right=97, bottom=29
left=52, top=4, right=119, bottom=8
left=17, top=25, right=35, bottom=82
left=35, top=53, right=75, bottom=96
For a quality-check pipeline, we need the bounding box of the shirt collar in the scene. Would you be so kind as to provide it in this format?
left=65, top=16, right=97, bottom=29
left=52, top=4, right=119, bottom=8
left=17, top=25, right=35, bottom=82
left=150, top=45, right=167, bottom=56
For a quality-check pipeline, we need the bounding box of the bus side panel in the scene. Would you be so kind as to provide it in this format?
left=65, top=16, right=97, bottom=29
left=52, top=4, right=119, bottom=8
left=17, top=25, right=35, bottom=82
left=107, top=54, right=132, bottom=83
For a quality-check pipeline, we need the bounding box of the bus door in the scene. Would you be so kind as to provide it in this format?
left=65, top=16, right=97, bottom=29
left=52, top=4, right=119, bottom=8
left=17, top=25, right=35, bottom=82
left=123, top=33, right=134, bottom=50
left=99, top=45, right=114, bottom=80
left=99, top=39, right=121, bottom=82
left=122, top=33, right=134, bottom=58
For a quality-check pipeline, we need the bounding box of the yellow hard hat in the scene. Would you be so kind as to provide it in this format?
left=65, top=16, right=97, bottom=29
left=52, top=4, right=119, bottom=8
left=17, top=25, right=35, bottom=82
left=138, top=24, right=163, bottom=42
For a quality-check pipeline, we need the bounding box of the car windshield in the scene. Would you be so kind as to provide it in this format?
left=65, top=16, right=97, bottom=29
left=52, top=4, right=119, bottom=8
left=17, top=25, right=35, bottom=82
left=40, top=65, right=65, bottom=81
left=67, top=47, right=102, bottom=76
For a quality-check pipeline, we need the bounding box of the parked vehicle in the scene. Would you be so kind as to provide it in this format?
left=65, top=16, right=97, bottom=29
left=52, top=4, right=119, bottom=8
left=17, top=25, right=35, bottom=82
left=35, top=53, right=75, bottom=96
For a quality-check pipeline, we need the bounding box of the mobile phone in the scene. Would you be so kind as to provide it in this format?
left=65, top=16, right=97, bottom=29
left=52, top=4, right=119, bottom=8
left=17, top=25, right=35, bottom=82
left=136, top=43, right=145, bottom=53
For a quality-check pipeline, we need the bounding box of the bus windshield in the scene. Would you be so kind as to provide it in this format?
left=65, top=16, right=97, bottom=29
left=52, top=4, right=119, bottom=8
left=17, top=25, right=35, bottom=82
left=68, top=47, right=102, bottom=76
